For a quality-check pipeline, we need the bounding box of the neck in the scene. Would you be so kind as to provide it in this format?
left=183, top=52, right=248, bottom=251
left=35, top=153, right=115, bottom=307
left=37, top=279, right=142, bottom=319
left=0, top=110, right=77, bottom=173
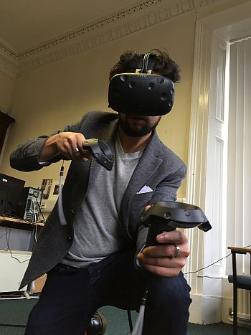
left=118, top=128, right=152, bottom=153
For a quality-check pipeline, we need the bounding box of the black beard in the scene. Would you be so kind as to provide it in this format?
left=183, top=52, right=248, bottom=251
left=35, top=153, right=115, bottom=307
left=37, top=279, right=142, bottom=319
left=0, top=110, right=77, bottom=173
left=118, top=116, right=159, bottom=137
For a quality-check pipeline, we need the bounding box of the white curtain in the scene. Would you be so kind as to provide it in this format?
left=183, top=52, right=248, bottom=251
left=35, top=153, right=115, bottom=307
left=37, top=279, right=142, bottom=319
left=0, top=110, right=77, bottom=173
left=226, top=37, right=251, bottom=274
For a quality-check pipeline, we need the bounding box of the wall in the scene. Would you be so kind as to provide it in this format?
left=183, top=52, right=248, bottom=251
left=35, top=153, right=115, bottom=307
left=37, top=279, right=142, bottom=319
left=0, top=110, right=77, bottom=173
left=0, top=11, right=196, bottom=197
left=0, top=70, right=15, bottom=112
left=0, top=69, right=16, bottom=165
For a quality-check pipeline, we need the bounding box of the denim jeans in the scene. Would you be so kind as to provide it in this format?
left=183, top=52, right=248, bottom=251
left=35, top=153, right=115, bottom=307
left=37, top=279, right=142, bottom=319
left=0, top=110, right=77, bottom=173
left=25, top=249, right=191, bottom=335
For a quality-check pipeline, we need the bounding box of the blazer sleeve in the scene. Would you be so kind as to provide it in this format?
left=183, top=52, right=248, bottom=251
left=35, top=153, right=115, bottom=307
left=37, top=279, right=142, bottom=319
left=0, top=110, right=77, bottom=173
left=9, top=113, right=91, bottom=172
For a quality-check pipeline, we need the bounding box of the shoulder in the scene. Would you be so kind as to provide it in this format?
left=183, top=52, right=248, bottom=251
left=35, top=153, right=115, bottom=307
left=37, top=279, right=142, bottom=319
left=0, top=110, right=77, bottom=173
left=66, top=111, right=118, bottom=137
left=154, top=134, right=186, bottom=176
left=80, top=111, right=118, bottom=126
left=79, top=111, right=118, bottom=138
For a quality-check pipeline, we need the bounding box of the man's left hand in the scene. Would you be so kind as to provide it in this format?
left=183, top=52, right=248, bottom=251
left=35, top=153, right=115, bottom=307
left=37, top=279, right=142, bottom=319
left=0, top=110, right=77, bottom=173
left=136, top=230, right=190, bottom=277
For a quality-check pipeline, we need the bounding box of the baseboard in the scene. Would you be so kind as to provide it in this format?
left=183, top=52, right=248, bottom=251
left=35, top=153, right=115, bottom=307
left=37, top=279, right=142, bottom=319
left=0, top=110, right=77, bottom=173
left=221, top=296, right=251, bottom=326
left=189, top=293, right=222, bottom=324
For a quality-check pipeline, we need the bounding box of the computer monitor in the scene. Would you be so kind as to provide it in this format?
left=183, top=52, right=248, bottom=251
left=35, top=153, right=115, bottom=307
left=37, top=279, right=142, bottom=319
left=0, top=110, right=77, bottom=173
left=0, top=173, right=25, bottom=216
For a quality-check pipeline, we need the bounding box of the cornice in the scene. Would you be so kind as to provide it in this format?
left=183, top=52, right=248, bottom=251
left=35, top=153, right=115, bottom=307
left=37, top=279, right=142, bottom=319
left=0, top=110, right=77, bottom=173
left=0, top=43, right=18, bottom=78
left=19, top=0, right=195, bottom=73
left=0, top=0, right=232, bottom=74
left=19, top=0, right=165, bottom=59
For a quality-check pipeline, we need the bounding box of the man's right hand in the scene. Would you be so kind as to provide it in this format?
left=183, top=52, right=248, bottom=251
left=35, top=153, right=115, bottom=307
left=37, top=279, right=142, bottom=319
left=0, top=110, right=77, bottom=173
left=39, top=132, right=91, bottom=161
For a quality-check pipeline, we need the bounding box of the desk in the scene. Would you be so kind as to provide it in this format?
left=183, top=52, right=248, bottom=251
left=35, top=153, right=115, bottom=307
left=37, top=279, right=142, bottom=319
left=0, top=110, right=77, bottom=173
left=0, top=216, right=45, bottom=293
left=0, top=215, right=44, bottom=230
left=0, top=215, right=44, bottom=259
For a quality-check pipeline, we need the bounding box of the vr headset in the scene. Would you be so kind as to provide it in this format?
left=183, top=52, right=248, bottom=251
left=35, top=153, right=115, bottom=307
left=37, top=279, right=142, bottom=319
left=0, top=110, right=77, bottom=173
left=108, top=53, right=175, bottom=116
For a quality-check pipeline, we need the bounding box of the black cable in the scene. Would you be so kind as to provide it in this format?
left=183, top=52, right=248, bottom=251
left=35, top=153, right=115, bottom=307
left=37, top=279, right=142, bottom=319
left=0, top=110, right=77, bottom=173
left=184, top=243, right=251, bottom=275
left=58, top=161, right=67, bottom=226
left=127, top=310, right=133, bottom=333
left=5, top=229, right=30, bottom=264
left=184, top=252, right=232, bottom=275
left=36, top=199, right=45, bottom=222
left=0, top=323, right=26, bottom=327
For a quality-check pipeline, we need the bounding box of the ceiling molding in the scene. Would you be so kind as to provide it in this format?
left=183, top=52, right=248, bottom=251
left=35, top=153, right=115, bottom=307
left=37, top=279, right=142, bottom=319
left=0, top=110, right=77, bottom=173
left=19, top=0, right=195, bottom=73
left=18, top=0, right=165, bottom=59
left=0, top=43, right=18, bottom=78
left=0, top=0, right=232, bottom=74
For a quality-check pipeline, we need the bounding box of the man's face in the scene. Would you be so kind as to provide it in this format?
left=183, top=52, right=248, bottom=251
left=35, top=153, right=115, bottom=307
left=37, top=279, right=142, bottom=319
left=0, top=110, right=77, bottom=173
left=118, top=113, right=161, bottom=137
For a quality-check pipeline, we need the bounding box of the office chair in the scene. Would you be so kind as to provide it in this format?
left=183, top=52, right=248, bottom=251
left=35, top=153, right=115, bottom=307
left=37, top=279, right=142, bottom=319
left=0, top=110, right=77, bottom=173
left=228, top=246, right=251, bottom=335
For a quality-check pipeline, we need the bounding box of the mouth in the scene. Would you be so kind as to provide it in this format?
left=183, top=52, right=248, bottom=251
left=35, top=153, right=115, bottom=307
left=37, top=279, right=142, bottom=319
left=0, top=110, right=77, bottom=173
left=126, top=115, right=148, bottom=122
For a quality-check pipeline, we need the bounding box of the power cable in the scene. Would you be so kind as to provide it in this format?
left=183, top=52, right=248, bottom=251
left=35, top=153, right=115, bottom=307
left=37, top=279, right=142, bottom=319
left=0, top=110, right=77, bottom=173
left=5, top=229, right=30, bottom=264
left=184, top=244, right=251, bottom=275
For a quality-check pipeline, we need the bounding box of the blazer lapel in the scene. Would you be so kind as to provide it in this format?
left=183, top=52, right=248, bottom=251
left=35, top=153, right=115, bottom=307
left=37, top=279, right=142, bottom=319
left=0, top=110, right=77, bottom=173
left=119, top=132, right=163, bottom=223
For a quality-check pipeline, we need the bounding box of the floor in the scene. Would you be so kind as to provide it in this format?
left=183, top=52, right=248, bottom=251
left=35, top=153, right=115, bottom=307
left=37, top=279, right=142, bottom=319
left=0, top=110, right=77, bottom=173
left=0, top=298, right=250, bottom=335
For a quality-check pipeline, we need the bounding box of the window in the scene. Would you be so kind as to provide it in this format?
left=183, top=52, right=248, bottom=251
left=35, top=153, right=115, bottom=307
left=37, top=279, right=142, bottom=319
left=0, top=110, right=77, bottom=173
left=225, top=37, right=251, bottom=275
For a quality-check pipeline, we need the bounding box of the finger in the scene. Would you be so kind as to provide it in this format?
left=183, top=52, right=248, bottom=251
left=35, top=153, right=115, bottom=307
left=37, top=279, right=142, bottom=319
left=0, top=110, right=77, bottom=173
left=142, top=244, right=189, bottom=258
left=144, top=204, right=152, bottom=211
left=75, top=135, right=94, bottom=160
left=82, top=151, right=92, bottom=161
left=68, top=137, right=81, bottom=156
left=75, top=135, right=87, bottom=155
left=138, top=253, right=187, bottom=269
left=56, top=138, right=72, bottom=158
left=156, top=230, right=188, bottom=245
left=62, top=139, right=75, bottom=158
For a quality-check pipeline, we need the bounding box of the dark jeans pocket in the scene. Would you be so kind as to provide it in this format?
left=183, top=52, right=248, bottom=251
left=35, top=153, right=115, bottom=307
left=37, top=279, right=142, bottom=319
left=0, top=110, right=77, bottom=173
left=48, top=263, right=79, bottom=275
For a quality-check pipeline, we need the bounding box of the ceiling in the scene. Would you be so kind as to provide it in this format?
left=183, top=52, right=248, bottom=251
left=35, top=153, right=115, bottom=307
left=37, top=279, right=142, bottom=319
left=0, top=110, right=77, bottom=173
left=0, top=0, right=143, bottom=54
left=0, top=0, right=226, bottom=75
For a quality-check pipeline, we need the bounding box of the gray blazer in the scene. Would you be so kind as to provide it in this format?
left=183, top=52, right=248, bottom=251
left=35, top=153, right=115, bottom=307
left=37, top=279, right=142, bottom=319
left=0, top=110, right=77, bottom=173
left=10, top=111, right=186, bottom=289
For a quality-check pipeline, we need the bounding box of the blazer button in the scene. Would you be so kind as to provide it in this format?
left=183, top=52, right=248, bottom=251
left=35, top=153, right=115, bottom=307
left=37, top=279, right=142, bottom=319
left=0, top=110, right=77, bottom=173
left=67, top=235, right=72, bottom=241
left=71, top=209, right=76, bottom=215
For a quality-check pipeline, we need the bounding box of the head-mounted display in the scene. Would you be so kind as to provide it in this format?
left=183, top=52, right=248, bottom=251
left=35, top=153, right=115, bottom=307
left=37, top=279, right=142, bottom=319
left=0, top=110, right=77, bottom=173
left=108, top=53, right=175, bottom=116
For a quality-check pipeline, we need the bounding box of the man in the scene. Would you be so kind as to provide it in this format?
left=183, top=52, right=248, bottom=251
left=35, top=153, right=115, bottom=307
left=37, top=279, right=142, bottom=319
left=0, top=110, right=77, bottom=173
left=10, top=50, right=191, bottom=335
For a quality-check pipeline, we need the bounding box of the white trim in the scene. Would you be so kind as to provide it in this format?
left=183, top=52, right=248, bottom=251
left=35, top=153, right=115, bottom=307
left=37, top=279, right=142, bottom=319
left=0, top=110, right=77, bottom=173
left=189, top=293, right=222, bottom=324
left=185, top=19, right=212, bottom=292
left=187, top=0, right=251, bottom=324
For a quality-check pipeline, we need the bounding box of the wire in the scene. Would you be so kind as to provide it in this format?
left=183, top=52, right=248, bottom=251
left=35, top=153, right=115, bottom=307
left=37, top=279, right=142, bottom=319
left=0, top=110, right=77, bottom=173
left=184, top=252, right=231, bottom=275
left=5, top=228, right=30, bottom=264
left=184, top=243, right=251, bottom=275
left=0, top=324, right=26, bottom=328
left=127, top=310, right=133, bottom=333
left=36, top=199, right=45, bottom=222
left=58, top=160, right=68, bottom=226
left=29, top=207, right=43, bottom=247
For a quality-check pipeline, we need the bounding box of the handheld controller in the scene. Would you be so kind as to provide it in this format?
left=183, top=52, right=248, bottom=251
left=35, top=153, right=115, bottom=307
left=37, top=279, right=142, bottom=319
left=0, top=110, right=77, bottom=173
left=83, top=139, right=114, bottom=171
left=141, top=201, right=211, bottom=246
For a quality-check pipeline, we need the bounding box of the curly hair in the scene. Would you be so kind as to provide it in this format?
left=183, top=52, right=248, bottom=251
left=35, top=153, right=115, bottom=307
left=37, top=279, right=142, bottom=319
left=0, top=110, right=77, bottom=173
left=109, top=49, right=181, bottom=82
